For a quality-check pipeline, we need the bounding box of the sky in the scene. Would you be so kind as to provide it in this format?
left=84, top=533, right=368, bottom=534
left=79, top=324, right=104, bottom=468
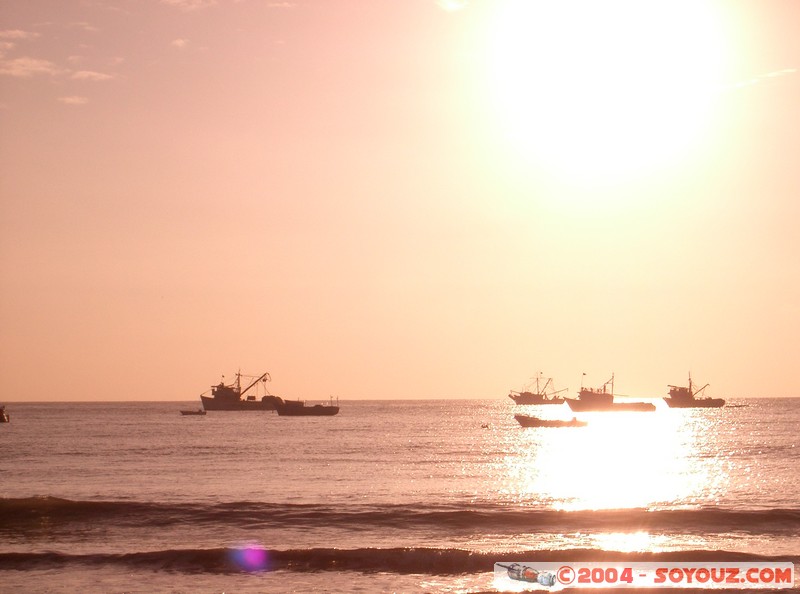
left=1, top=0, right=799, bottom=401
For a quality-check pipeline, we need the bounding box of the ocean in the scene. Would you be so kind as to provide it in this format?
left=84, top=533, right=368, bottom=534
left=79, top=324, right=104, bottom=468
left=1, top=398, right=798, bottom=592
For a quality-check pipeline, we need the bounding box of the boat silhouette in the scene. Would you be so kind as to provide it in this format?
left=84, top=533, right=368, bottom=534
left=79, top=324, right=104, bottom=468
left=199, top=371, right=284, bottom=411
left=275, top=397, right=340, bottom=417
left=564, top=374, right=655, bottom=412
left=508, top=373, right=566, bottom=405
left=514, top=414, right=587, bottom=428
left=664, top=374, right=725, bottom=408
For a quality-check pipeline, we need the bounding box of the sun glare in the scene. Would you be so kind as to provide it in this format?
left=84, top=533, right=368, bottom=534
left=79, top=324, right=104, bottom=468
left=487, top=0, right=727, bottom=183
left=499, top=408, right=713, bottom=512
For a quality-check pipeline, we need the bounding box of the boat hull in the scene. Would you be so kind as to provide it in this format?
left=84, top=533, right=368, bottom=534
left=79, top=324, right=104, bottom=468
left=200, top=395, right=281, bottom=411
left=664, top=398, right=725, bottom=408
left=565, top=398, right=655, bottom=412
left=275, top=403, right=339, bottom=416
left=508, top=394, right=565, bottom=405
left=514, top=414, right=586, bottom=428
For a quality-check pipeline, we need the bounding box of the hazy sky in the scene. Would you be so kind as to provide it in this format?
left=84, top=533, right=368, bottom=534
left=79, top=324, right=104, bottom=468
left=2, top=0, right=799, bottom=401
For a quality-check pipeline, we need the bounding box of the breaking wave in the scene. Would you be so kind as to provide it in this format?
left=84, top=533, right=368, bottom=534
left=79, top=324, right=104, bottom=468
left=0, top=546, right=794, bottom=575
left=2, top=497, right=800, bottom=535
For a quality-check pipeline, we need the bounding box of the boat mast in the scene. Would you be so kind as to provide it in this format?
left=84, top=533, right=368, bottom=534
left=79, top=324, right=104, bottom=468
left=240, top=372, right=271, bottom=397
left=541, top=375, right=553, bottom=394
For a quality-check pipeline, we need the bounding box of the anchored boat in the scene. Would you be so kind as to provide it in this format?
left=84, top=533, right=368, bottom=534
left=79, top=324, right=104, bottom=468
left=564, top=374, right=655, bottom=412
left=508, top=373, right=566, bottom=405
left=199, top=371, right=284, bottom=411
left=664, top=374, right=725, bottom=408
left=275, top=397, right=340, bottom=417
left=514, top=414, right=587, bottom=428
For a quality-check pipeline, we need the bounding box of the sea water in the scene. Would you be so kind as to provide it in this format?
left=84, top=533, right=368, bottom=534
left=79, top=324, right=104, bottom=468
left=1, top=398, right=798, bottom=592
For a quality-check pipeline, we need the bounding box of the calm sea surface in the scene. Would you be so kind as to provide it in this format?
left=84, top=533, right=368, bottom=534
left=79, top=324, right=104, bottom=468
left=1, top=398, right=798, bottom=592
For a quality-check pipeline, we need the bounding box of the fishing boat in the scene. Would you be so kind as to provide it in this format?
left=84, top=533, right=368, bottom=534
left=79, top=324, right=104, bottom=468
left=199, top=371, right=284, bottom=411
left=0, top=406, right=8, bottom=423
left=508, top=373, right=566, bottom=405
left=564, top=374, right=655, bottom=412
left=180, top=409, right=207, bottom=416
left=275, top=397, right=340, bottom=417
left=514, top=414, right=587, bottom=428
left=664, top=374, right=725, bottom=408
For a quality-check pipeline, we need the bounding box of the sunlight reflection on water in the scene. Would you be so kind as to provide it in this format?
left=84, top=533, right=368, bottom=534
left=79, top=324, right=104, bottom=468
left=493, top=403, right=729, bottom=511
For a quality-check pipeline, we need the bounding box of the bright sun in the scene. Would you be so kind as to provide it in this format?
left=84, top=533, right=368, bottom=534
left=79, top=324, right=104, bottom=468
left=487, top=0, right=727, bottom=182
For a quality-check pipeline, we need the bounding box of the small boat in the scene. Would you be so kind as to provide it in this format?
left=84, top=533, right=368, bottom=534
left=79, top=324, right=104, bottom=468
left=199, top=371, right=284, bottom=411
left=0, top=405, right=9, bottom=423
left=275, top=397, right=339, bottom=417
left=514, top=414, right=587, bottom=428
left=180, top=409, right=207, bottom=416
left=564, top=374, right=655, bottom=412
left=508, top=373, right=566, bottom=405
left=664, top=374, right=725, bottom=408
